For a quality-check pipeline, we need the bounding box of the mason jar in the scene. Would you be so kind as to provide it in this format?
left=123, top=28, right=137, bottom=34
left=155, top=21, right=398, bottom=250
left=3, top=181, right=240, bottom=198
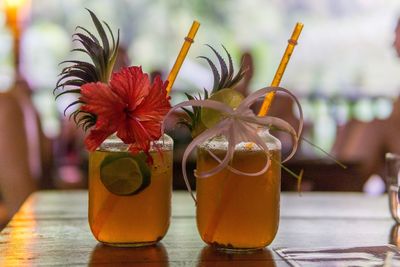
left=88, top=134, right=173, bottom=247
left=196, top=128, right=281, bottom=250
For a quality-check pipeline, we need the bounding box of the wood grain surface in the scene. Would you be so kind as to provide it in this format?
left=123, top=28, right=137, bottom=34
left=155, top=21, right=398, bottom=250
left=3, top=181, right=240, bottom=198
left=0, top=191, right=396, bottom=266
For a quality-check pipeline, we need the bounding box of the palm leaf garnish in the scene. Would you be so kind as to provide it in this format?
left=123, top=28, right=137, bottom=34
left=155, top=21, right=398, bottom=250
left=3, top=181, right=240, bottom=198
left=178, top=89, right=209, bottom=137
left=54, top=9, right=120, bottom=130
left=181, top=45, right=246, bottom=137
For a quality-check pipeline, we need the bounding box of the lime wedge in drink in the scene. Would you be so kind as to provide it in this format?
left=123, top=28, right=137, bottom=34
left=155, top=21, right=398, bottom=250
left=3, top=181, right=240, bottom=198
left=201, top=88, right=244, bottom=129
left=100, top=152, right=151, bottom=196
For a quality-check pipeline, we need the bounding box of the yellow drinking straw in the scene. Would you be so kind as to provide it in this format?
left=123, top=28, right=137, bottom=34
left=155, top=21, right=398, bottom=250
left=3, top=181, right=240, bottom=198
left=166, top=20, right=200, bottom=95
left=258, top=22, right=303, bottom=116
left=203, top=22, right=303, bottom=242
left=92, top=21, right=200, bottom=238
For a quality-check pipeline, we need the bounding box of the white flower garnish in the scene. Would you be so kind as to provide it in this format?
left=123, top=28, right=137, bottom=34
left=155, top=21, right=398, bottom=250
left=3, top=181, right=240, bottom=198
left=164, top=87, right=303, bottom=201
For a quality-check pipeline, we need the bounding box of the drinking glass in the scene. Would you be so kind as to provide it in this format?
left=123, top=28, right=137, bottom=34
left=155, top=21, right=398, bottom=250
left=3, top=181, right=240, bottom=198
left=196, top=128, right=281, bottom=250
left=386, top=153, right=400, bottom=224
left=88, top=134, right=173, bottom=246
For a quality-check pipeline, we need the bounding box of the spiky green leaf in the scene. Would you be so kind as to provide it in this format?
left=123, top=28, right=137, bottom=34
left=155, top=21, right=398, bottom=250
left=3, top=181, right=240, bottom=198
left=198, top=56, right=220, bottom=92
left=181, top=45, right=246, bottom=137
left=222, top=45, right=234, bottom=88
left=75, top=26, right=100, bottom=46
left=206, top=44, right=228, bottom=89
left=63, top=100, right=83, bottom=115
left=55, top=9, right=120, bottom=131
left=55, top=89, right=81, bottom=99
left=86, top=8, right=110, bottom=58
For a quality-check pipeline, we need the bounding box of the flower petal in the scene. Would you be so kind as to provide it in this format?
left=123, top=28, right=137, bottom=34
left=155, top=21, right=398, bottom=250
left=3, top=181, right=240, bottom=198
left=110, top=66, right=150, bottom=109
left=80, top=82, right=125, bottom=122
left=133, top=75, right=171, bottom=130
left=84, top=128, right=113, bottom=151
left=80, top=82, right=124, bottom=150
left=117, top=118, right=151, bottom=152
left=79, top=68, right=171, bottom=153
left=115, top=73, right=171, bottom=149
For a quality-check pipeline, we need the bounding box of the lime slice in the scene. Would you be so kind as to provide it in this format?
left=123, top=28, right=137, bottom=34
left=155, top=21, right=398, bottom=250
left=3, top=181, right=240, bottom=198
left=201, top=88, right=244, bottom=129
left=100, top=152, right=151, bottom=196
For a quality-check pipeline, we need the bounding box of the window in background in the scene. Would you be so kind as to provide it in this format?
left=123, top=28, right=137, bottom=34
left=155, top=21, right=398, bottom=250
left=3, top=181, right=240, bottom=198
left=0, top=0, right=399, bottom=152
left=21, top=21, right=69, bottom=137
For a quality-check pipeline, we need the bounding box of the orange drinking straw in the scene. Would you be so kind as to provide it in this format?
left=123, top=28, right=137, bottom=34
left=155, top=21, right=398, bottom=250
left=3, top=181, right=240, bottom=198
left=92, top=21, right=200, bottom=238
left=166, top=20, right=200, bottom=95
left=258, top=22, right=303, bottom=116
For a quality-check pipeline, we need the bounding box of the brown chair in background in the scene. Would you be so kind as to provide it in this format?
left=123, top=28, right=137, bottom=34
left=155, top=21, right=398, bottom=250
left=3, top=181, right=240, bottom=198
left=0, top=74, right=54, bottom=227
left=11, top=76, right=53, bottom=187
left=332, top=97, right=400, bottom=189
left=0, top=92, right=36, bottom=227
left=235, top=51, right=254, bottom=97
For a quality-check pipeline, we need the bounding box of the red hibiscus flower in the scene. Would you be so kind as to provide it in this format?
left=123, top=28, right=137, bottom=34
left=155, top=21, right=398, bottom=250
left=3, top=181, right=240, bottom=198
left=79, top=66, right=171, bottom=155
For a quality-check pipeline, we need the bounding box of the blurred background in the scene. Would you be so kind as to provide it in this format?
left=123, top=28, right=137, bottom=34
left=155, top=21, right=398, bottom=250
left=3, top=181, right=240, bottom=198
left=1, top=0, right=400, bottom=223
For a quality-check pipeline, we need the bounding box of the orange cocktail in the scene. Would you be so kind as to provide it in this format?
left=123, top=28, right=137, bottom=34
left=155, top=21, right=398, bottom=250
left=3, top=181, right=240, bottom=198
left=88, top=135, right=173, bottom=246
left=196, top=135, right=281, bottom=250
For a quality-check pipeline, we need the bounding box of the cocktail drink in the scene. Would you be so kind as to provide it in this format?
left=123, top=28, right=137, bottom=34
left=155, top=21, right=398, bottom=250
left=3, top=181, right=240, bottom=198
left=196, top=130, right=281, bottom=249
left=88, top=134, right=173, bottom=246
left=200, top=23, right=302, bottom=250
left=54, top=9, right=198, bottom=247
left=167, top=44, right=301, bottom=250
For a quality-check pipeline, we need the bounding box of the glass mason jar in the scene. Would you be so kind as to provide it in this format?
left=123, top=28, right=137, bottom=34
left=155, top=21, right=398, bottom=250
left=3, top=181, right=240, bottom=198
left=88, top=134, right=173, bottom=247
left=196, top=128, right=281, bottom=250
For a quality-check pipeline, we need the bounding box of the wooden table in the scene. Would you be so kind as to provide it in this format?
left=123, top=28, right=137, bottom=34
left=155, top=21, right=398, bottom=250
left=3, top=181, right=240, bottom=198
left=0, top=191, right=396, bottom=266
